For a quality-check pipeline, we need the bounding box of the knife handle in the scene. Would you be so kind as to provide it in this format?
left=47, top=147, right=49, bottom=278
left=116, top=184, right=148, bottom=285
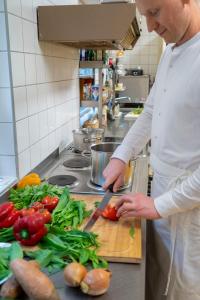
left=108, top=183, right=114, bottom=193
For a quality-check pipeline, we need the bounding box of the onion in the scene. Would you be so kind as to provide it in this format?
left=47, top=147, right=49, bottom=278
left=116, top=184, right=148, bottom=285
left=80, top=269, right=112, bottom=296
left=64, top=262, right=87, bottom=287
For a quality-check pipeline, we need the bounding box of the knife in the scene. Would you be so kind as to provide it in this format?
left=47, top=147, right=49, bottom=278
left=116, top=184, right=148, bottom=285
left=84, top=183, right=114, bottom=231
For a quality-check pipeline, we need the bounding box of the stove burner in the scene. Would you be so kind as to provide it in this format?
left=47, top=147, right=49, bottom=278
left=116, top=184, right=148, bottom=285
left=48, top=175, right=78, bottom=187
left=63, top=158, right=90, bottom=169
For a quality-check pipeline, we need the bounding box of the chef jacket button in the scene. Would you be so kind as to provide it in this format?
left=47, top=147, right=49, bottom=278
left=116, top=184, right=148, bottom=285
left=169, top=65, right=173, bottom=68
left=163, top=89, right=166, bottom=92
left=158, top=112, right=161, bottom=116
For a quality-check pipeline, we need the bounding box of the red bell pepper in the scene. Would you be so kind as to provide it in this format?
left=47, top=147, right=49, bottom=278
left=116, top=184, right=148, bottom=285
left=13, top=212, right=47, bottom=246
left=102, top=204, right=119, bottom=221
left=0, top=202, right=14, bottom=220
left=41, top=196, right=59, bottom=212
left=0, top=208, right=20, bottom=228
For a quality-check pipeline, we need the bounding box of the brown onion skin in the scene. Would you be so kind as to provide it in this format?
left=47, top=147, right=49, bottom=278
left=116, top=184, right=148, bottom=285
left=80, top=269, right=111, bottom=296
left=64, top=262, right=87, bottom=287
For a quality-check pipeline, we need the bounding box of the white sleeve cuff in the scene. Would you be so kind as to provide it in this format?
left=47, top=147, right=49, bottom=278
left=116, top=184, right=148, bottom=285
left=111, top=145, right=133, bottom=164
left=154, top=191, right=183, bottom=218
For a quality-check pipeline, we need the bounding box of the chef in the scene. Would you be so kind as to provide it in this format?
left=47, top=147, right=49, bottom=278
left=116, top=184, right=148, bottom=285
left=103, top=0, right=200, bottom=299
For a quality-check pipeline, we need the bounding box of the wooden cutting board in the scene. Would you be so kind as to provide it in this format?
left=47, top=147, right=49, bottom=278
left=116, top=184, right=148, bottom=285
left=71, top=193, right=142, bottom=263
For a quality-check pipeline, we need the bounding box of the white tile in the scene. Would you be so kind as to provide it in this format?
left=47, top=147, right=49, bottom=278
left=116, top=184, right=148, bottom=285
left=47, top=107, right=56, bottom=133
left=16, top=118, right=29, bottom=153
left=46, top=83, right=54, bottom=108
left=21, top=0, right=34, bottom=21
left=18, top=149, right=31, bottom=178
left=23, top=20, right=35, bottom=53
left=11, top=52, right=26, bottom=87
left=32, top=0, right=37, bottom=23
left=0, top=52, right=10, bottom=87
left=140, top=55, right=149, bottom=65
left=25, top=54, right=37, bottom=85
left=40, top=136, right=49, bottom=161
left=37, top=84, right=47, bottom=111
left=149, top=55, right=159, bottom=65
left=0, top=155, right=16, bottom=177
left=13, top=86, right=28, bottom=121
left=55, top=126, right=62, bottom=148
left=30, top=142, right=41, bottom=169
left=45, top=56, right=54, bottom=82
left=48, top=131, right=56, bottom=153
left=7, top=0, right=21, bottom=17
left=0, top=123, right=15, bottom=155
left=28, top=114, right=40, bottom=145
left=0, top=88, right=13, bottom=122
left=39, top=110, right=48, bottom=138
left=26, top=85, right=38, bottom=115
left=8, top=14, right=23, bottom=52
left=36, top=55, right=46, bottom=83
left=0, top=0, right=4, bottom=11
left=0, top=13, right=7, bottom=50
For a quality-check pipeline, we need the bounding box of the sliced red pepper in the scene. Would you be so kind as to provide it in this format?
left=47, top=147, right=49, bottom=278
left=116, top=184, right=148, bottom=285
left=31, top=201, right=44, bottom=211
left=41, top=196, right=59, bottom=212
left=0, top=209, right=20, bottom=228
left=20, top=208, right=36, bottom=217
left=0, top=202, right=14, bottom=220
left=38, top=209, right=51, bottom=224
left=102, top=204, right=119, bottom=221
left=13, top=212, right=47, bottom=246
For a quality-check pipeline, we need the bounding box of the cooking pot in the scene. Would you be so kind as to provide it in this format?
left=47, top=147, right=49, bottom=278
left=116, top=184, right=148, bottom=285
left=90, top=142, right=135, bottom=188
left=72, top=128, right=104, bottom=152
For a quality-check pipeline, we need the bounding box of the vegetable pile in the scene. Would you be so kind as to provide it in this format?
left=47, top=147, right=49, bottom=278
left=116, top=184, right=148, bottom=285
left=0, top=172, right=115, bottom=298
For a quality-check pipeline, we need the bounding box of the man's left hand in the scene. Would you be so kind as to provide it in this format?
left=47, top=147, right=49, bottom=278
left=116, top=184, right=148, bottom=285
left=115, top=193, right=161, bottom=220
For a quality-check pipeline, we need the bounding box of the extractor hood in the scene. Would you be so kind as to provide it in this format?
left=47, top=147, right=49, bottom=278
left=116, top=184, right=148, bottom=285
left=37, top=3, right=140, bottom=50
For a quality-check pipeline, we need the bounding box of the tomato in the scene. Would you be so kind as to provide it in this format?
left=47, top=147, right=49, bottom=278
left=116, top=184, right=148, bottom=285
left=41, top=196, right=59, bottom=212
left=38, top=209, right=52, bottom=223
left=102, top=204, right=119, bottom=221
left=20, top=208, right=36, bottom=217
left=31, top=201, right=44, bottom=210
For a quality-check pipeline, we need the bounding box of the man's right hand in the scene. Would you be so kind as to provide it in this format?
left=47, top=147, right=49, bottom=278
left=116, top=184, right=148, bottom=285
left=102, top=158, right=127, bottom=192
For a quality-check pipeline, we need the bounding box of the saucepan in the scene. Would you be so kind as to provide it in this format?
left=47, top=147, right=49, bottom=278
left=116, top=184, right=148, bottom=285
left=72, top=128, right=104, bottom=153
left=90, top=142, right=135, bottom=189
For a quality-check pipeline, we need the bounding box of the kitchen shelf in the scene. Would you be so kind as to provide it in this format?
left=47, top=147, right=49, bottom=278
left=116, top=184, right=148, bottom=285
left=79, top=61, right=109, bottom=69
left=81, top=100, right=98, bottom=108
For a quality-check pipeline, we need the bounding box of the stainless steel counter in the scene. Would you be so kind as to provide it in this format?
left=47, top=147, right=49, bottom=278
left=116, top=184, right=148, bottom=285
left=48, top=156, right=148, bottom=300
left=105, top=112, right=135, bottom=139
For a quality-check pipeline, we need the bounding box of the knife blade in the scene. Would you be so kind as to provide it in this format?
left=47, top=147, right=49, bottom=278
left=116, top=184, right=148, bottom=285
left=84, top=183, right=114, bottom=231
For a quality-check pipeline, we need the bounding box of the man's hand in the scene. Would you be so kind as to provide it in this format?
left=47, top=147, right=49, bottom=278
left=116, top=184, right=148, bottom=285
left=115, top=192, right=161, bottom=220
left=103, top=158, right=127, bottom=192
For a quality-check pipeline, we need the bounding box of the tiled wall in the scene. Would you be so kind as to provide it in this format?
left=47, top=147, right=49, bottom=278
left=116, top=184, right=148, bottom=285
left=0, top=0, right=80, bottom=179
left=118, top=13, right=163, bottom=80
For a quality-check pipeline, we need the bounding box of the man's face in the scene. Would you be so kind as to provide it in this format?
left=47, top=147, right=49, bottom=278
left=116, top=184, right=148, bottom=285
left=135, top=0, right=191, bottom=44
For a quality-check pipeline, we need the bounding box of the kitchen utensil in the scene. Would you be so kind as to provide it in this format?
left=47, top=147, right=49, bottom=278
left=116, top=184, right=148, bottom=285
left=84, top=184, right=114, bottom=231
left=72, top=128, right=104, bottom=152
left=74, top=194, right=142, bottom=263
left=90, top=142, right=135, bottom=188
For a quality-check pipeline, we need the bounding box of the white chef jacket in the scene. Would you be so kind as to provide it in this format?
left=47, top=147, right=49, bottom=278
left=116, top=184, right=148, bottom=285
left=113, top=32, right=200, bottom=218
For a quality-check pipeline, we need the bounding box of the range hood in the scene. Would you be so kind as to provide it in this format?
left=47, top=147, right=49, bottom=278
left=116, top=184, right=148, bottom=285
left=37, top=3, right=140, bottom=50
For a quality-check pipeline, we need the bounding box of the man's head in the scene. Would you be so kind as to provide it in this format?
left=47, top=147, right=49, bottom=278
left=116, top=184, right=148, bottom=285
left=135, top=0, right=200, bottom=45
